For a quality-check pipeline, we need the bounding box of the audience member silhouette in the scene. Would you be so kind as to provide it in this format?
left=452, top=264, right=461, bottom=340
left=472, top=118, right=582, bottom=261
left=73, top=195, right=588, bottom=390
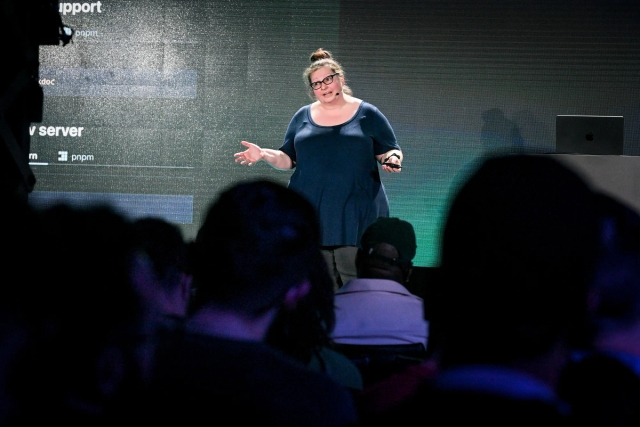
left=6, top=156, right=626, bottom=427
left=558, top=194, right=640, bottom=427
left=10, top=205, right=151, bottom=426
left=0, top=197, right=49, bottom=425
left=142, top=180, right=358, bottom=426
left=265, top=249, right=363, bottom=390
left=332, top=217, right=428, bottom=347
left=130, top=217, right=192, bottom=326
left=375, top=155, right=601, bottom=426
left=330, top=217, right=431, bottom=411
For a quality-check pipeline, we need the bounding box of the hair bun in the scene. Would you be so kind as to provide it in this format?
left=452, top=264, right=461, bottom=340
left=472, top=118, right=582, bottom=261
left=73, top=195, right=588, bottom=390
left=310, top=48, right=332, bottom=62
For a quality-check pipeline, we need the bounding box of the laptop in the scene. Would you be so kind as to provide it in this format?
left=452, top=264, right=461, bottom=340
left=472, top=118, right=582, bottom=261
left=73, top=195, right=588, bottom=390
left=556, top=115, right=624, bottom=155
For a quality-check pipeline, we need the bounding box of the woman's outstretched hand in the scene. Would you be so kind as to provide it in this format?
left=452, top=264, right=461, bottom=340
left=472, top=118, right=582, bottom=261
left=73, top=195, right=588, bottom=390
left=234, top=141, right=264, bottom=166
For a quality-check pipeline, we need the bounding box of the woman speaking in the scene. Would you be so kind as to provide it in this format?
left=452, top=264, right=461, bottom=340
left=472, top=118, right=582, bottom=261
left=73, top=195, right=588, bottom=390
left=235, top=48, right=402, bottom=288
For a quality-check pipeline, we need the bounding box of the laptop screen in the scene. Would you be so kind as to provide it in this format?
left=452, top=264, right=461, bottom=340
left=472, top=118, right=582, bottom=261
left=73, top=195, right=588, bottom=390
left=556, top=115, right=624, bottom=155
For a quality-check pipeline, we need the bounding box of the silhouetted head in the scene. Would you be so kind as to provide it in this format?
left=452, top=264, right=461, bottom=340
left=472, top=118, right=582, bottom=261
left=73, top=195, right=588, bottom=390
left=357, top=217, right=417, bottom=284
left=131, top=218, right=192, bottom=319
left=12, top=205, right=148, bottom=422
left=588, top=194, right=640, bottom=343
left=434, top=155, right=600, bottom=366
left=0, top=196, right=48, bottom=424
left=265, top=250, right=336, bottom=364
left=191, top=180, right=322, bottom=317
left=133, top=218, right=190, bottom=288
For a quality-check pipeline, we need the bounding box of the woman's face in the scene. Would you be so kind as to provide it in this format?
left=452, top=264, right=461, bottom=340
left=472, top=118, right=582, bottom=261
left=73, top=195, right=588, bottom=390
left=309, top=66, right=344, bottom=103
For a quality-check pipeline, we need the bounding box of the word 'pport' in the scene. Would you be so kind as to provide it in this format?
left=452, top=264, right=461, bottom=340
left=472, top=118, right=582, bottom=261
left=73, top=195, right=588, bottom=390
left=59, top=2, right=103, bottom=15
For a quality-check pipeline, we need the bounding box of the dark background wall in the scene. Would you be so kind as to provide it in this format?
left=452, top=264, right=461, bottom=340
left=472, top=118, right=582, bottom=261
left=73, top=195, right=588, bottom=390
left=28, top=0, right=640, bottom=266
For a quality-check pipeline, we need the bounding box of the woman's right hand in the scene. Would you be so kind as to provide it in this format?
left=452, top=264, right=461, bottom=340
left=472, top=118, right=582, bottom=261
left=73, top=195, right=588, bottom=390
left=234, top=140, right=264, bottom=166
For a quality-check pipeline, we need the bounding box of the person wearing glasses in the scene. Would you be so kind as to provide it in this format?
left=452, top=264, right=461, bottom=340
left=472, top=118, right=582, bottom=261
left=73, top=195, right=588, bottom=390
left=234, top=48, right=402, bottom=289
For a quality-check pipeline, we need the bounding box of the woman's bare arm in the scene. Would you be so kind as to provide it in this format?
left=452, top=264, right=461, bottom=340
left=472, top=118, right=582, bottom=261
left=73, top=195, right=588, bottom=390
left=234, top=140, right=293, bottom=170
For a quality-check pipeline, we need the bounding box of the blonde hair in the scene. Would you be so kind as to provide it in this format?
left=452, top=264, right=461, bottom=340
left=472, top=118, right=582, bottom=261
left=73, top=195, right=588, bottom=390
left=303, top=48, right=353, bottom=99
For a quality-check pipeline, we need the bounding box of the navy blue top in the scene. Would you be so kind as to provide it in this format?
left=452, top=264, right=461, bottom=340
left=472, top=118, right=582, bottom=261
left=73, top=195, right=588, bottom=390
left=279, top=101, right=400, bottom=246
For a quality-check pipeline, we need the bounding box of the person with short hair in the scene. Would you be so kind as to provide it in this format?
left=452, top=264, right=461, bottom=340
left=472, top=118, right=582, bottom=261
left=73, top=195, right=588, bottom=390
left=12, top=205, right=151, bottom=425
left=143, top=180, right=358, bottom=427
left=130, top=217, right=192, bottom=325
left=375, top=155, right=602, bottom=426
left=558, top=194, right=640, bottom=427
left=265, top=249, right=364, bottom=390
left=331, top=217, right=428, bottom=347
left=235, top=48, right=403, bottom=288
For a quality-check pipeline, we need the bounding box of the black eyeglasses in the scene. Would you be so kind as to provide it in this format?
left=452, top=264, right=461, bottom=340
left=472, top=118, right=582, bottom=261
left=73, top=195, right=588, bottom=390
left=309, top=73, right=339, bottom=90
